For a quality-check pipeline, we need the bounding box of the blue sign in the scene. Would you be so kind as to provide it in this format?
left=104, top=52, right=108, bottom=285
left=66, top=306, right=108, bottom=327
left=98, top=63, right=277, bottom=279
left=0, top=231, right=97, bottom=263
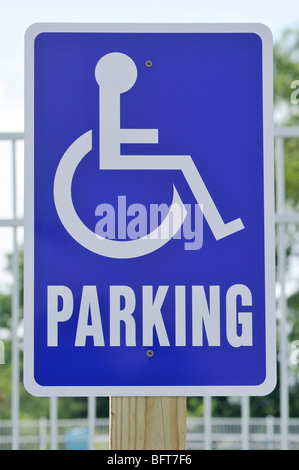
left=24, top=23, right=276, bottom=396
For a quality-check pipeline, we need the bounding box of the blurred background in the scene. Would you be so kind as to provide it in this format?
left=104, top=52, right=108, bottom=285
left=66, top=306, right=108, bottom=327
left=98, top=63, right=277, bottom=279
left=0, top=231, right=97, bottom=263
left=1, top=0, right=299, bottom=450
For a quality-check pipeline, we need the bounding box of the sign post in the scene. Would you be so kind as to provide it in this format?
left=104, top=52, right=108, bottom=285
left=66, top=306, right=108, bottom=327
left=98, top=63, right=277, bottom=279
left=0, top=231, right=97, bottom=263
left=110, top=397, right=186, bottom=450
left=24, top=23, right=276, bottom=449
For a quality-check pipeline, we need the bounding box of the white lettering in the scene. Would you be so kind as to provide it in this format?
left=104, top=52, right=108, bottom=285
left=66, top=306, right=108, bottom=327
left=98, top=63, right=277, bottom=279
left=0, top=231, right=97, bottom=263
left=226, top=284, right=253, bottom=347
left=47, top=285, right=73, bottom=346
left=142, top=286, right=170, bottom=346
left=46, top=284, right=254, bottom=348
left=110, top=285, right=136, bottom=346
left=75, top=286, right=105, bottom=346
left=175, top=286, right=186, bottom=346
left=192, top=286, right=220, bottom=346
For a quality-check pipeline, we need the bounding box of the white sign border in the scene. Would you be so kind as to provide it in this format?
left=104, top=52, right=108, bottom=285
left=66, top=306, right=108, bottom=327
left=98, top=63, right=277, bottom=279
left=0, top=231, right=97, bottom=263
left=24, top=22, right=276, bottom=397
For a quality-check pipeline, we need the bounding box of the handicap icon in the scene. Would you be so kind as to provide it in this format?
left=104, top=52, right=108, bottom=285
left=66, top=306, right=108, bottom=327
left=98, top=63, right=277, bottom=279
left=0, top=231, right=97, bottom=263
left=53, top=52, right=244, bottom=259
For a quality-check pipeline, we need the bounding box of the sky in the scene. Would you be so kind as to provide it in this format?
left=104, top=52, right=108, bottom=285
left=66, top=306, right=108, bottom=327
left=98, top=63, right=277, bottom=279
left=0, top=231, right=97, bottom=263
left=0, top=0, right=299, bottom=287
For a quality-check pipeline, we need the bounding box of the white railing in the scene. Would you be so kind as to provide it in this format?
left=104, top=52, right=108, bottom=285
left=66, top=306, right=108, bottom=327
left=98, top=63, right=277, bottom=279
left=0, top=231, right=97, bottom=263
left=0, top=418, right=109, bottom=451
left=0, top=417, right=299, bottom=450
left=0, top=128, right=299, bottom=450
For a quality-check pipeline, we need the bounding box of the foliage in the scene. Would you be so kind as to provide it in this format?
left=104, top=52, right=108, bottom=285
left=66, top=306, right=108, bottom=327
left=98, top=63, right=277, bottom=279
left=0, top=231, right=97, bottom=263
left=0, top=293, right=11, bottom=330
left=0, top=342, right=13, bottom=419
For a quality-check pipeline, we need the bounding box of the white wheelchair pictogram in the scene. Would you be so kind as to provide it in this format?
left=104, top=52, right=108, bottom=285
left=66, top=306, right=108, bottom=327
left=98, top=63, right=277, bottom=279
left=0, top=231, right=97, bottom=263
left=53, top=52, right=244, bottom=259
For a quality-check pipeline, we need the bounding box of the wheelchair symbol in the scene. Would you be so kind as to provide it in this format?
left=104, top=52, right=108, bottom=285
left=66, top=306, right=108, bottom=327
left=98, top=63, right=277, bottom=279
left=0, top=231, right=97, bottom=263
left=53, top=53, right=244, bottom=259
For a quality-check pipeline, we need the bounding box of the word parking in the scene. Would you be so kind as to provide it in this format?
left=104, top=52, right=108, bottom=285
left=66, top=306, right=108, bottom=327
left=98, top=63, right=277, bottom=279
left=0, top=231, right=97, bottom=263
left=47, top=283, right=253, bottom=348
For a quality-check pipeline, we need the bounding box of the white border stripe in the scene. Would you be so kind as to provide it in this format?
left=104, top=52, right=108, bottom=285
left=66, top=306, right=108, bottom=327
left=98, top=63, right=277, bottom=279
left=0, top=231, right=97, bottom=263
left=24, top=23, right=276, bottom=397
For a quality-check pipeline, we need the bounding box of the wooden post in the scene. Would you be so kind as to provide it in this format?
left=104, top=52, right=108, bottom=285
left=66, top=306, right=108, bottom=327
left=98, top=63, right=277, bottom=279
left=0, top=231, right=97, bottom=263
left=109, top=397, right=186, bottom=450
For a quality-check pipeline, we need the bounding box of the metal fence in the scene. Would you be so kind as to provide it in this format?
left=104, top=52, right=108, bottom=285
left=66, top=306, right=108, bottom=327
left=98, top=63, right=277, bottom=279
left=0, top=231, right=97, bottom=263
left=1, top=416, right=299, bottom=450
left=0, top=127, right=299, bottom=450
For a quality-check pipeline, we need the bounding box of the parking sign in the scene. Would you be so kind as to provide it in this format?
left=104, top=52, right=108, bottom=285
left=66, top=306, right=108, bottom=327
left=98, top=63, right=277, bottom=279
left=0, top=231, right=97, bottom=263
left=24, top=23, right=276, bottom=396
